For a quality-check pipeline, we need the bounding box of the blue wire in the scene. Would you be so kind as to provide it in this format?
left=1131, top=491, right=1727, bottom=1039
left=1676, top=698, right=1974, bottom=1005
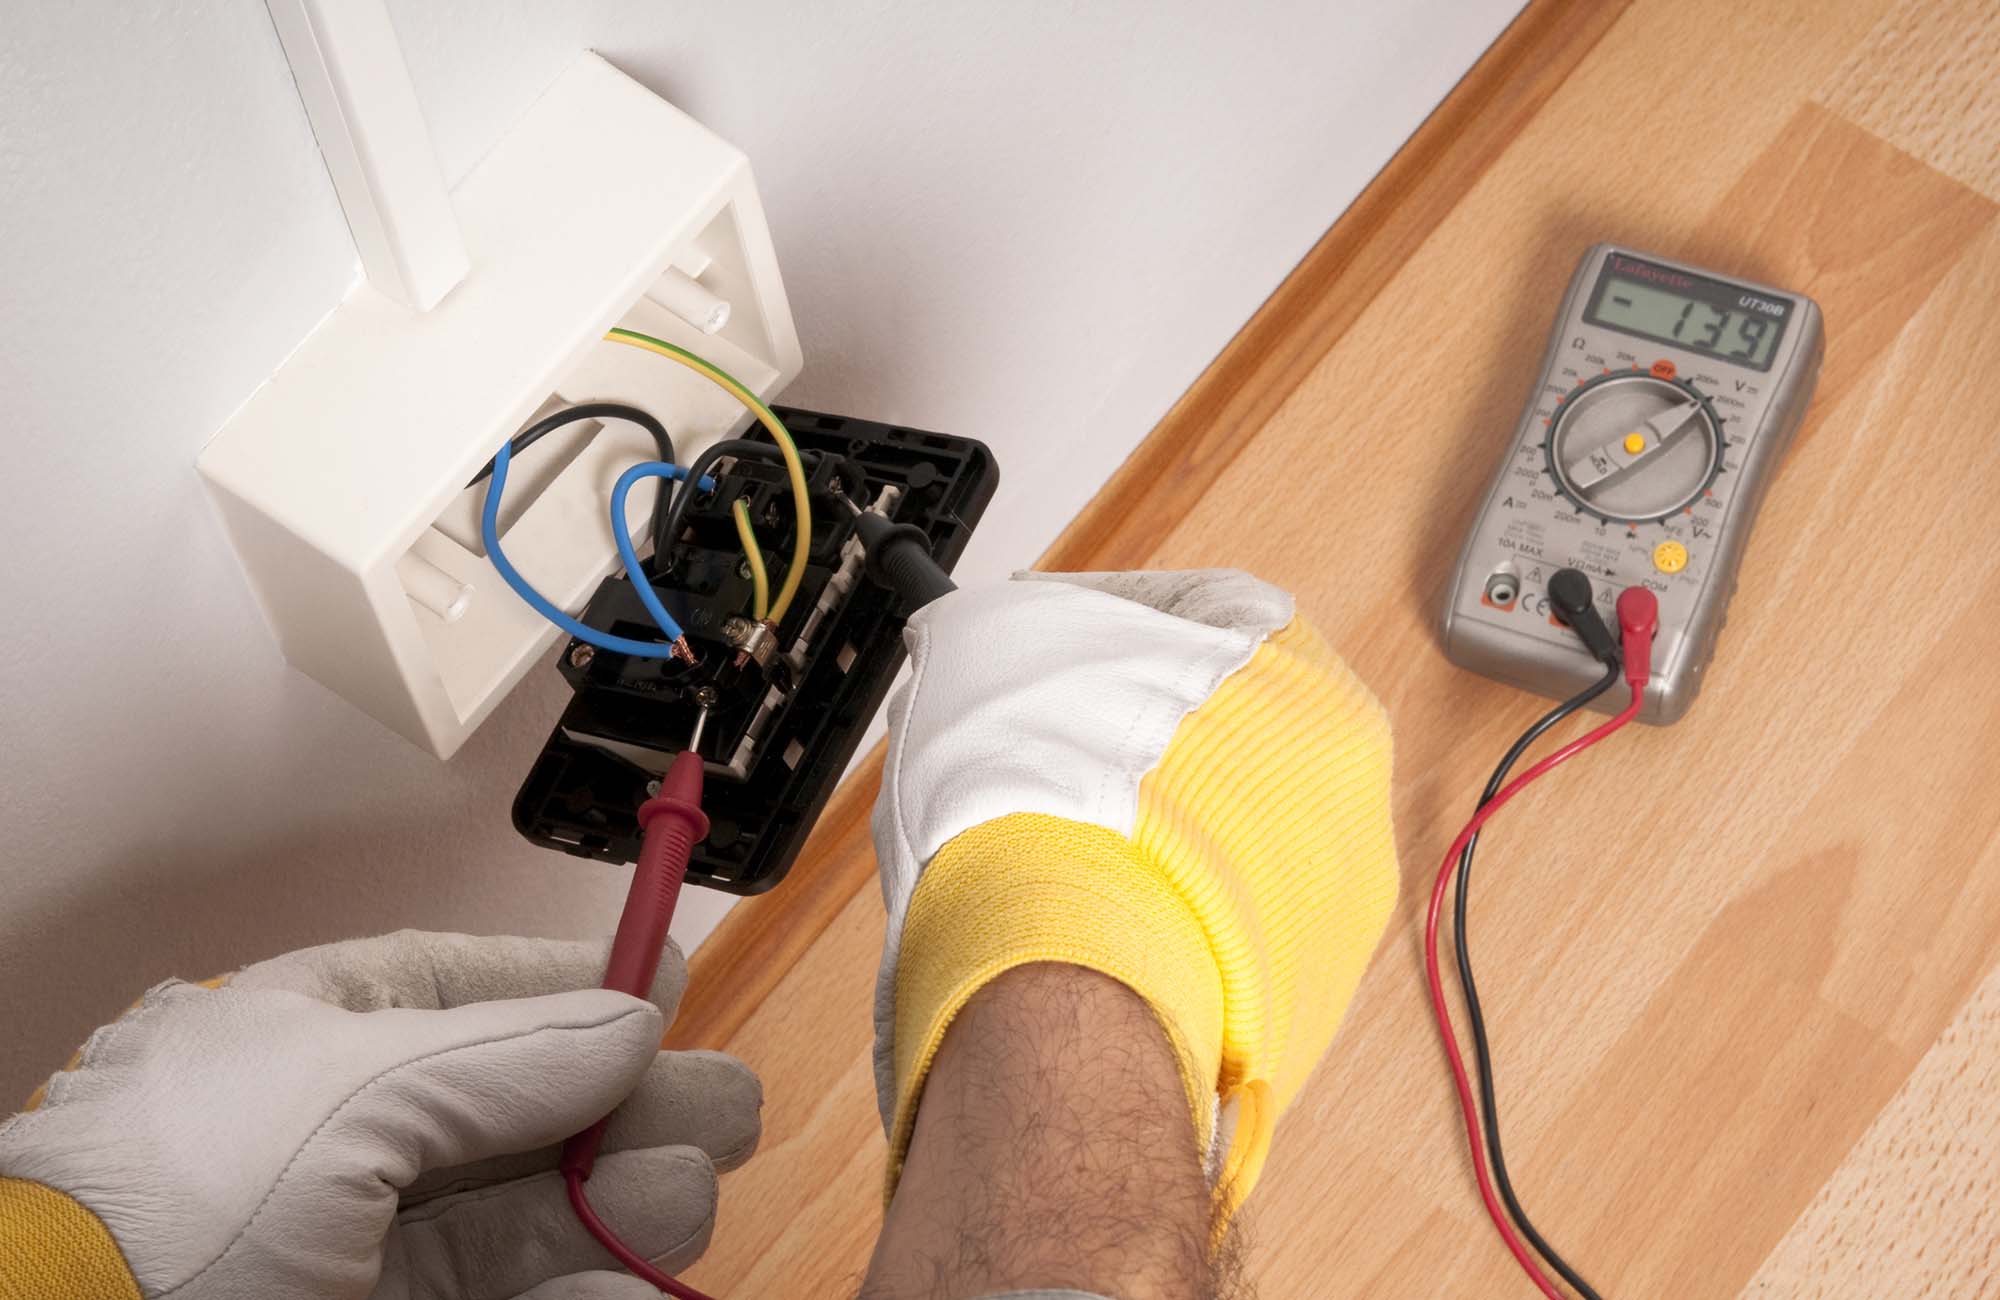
left=480, top=441, right=712, bottom=656
left=611, top=461, right=713, bottom=641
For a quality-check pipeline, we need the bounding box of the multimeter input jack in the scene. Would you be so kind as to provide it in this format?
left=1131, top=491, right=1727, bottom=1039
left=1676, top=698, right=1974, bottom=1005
left=1483, top=566, right=1520, bottom=609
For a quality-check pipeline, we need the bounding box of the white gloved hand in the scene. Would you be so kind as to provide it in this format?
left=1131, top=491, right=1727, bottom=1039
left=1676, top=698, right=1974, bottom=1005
left=870, top=569, right=1397, bottom=1211
left=0, top=931, right=761, bottom=1300
left=873, top=570, right=1297, bottom=1106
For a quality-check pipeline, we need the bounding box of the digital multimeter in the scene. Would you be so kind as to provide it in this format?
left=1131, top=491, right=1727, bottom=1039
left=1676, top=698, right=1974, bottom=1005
left=1443, top=244, right=1823, bottom=723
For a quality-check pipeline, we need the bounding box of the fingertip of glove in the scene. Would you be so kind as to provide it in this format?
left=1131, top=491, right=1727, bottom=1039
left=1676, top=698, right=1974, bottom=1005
left=681, top=1051, right=764, bottom=1168
left=588, top=1146, right=720, bottom=1270
left=515, top=1272, right=665, bottom=1300
left=516, top=1272, right=668, bottom=1300
left=598, top=1050, right=764, bottom=1171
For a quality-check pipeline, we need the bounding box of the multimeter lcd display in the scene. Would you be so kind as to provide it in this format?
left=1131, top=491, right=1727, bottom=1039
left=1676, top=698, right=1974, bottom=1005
left=1582, top=254, right=1793, bottom=372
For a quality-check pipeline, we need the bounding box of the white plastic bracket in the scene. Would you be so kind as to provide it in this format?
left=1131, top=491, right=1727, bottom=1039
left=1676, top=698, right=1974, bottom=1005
left=199, top=53, right=802, bottom=757
left=265, top=0, right=469, bottom=310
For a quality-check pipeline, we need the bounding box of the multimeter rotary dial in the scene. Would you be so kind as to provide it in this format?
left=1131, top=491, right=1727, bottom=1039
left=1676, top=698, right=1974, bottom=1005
left=1544, top=369, right=1724, bottom=523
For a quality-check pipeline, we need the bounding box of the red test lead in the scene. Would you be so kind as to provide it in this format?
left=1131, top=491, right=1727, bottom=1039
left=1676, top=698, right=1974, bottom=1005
left=1425, top=586, right=1657, bottom=1298
left=561, top=743, right=721, bottom=1300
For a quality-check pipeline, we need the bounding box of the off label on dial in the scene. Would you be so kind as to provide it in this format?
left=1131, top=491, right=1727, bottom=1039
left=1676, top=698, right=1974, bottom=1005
left=1543, top=367, right=1725, bottom=525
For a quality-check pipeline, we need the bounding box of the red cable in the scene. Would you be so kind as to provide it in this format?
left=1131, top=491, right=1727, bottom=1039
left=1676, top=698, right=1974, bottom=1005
left=561, top=749, right=720, bottom=1299
left=1424, top=588, right=1657, bottom=1298
left=1426, top=697, right=1638, bottom=1298
left=567, top=1170, right=718, bottom=1300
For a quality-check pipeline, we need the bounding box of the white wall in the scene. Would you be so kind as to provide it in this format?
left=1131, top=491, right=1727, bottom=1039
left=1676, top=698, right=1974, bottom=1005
left=0, top=0, right=1521, bottom=1099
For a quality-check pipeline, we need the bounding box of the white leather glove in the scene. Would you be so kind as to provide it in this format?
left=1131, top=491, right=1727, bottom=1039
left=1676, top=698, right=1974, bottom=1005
left=0, top=931, right=761, bottom=1300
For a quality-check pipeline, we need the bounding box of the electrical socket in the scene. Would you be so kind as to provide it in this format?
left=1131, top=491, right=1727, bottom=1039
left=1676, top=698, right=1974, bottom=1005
left=198, top=54, right=801, bottom=757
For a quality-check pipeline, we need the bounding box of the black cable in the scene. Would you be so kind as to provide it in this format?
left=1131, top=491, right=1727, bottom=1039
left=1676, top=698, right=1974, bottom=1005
left=469, top=403, right=678, bottom=562
left=1454, top=662, right=1622, bottom=1300
left=649, top=438, right=792, bottom=569
left=469, top=402, right=676, bottom=486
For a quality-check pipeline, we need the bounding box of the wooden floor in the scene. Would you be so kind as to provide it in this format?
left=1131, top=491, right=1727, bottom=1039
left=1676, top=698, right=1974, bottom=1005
left=674, top=0, right=2000, bottom=1294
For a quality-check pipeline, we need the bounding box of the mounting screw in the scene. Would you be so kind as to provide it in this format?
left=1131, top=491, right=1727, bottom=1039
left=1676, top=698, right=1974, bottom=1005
left=737, top=558, right=753, bottom=579
left=568, top=644, right=595, bottom=669
left=721, top=616, right=754, bottom=641
left=693, top=685, right=720, bottom=708
left=645, top=779, right=661, bottom=797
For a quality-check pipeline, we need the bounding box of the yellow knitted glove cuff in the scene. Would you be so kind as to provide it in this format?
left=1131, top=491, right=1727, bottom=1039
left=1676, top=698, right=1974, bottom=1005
left=0, top=1178, right=141, bottom=1300
left=890, top=814, right=1227, bottom=1195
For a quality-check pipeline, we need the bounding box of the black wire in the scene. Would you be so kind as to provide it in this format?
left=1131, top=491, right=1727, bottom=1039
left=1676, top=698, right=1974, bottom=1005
left=649, top=437, right=792, bottom=569
left=468, top=403, right=678, bottom=563
left=1454, top=662, right=1622, bottom=1300
left=469, top=402, right=676, bottom=486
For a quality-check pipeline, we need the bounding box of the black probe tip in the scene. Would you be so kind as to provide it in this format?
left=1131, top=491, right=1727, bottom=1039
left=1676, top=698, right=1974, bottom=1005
left=852, top=511, right=957, bottom=611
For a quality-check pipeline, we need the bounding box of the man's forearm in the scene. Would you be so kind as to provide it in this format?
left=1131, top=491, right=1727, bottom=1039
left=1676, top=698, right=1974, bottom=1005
left=863, top=963, right=1241, bottom=1300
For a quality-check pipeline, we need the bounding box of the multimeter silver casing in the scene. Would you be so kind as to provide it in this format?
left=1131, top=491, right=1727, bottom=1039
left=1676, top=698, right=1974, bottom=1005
left=1442, top=244, right=1823, bottom=723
